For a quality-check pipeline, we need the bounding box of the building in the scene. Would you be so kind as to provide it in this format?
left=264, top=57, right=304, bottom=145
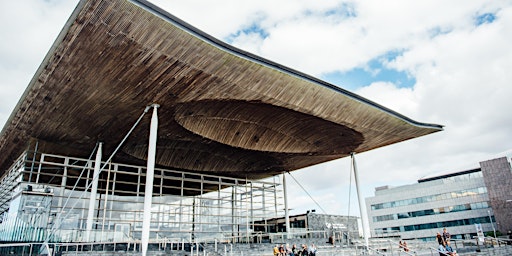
left=253, top=211, right=359, bottom=243
left=0, top=152, right=286, bottom=244
left=0, top=0, right=442, bottom=254
left=366, top=153, right=512, bottom=241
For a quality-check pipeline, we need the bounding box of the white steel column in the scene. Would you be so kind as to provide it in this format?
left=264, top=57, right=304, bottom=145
left=231, top=185, right=237, bottom=243
left=351, top=152, right=369, bottom=248
left=142, top=104, right=159, bottom=256
left=86, top=142, right=102, bottom=242
left=283, top=173, right=290, bottom=238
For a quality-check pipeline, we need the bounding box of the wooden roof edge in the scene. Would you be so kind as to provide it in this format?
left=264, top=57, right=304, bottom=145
left=0, top=0, right=443, bottom=154
left=131, top=0, right=444, bottom=131
left=0, top=0, right=88, bottom=141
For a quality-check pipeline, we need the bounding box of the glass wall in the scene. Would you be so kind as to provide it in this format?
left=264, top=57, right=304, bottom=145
left=0, top=151, right=284, bottom=244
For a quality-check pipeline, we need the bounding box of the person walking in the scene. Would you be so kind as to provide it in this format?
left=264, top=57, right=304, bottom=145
left=442, top=228, right=451, bottom=242
left=436, top=232, right=443, bottom=245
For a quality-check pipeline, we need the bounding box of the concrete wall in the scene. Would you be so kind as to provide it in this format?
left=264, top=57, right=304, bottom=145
left=480, top=157, right=512, bottom=235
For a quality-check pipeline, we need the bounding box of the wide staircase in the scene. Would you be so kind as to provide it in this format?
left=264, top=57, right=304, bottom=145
left=56, top=240, right=512, bottom=256
left=3, top=236, right=510, bottom=255
left=375, top=236, right=512, bottom=256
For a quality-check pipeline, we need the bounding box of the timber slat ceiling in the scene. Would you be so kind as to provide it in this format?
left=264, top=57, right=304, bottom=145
left=0, top=0, right=442, bottom=181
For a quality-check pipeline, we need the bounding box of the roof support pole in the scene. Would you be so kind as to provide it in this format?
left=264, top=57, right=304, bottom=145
left=351, top=152, right=369, bottom=249
left=142, top=104, right=159, bottom=256
left=86, top=142, right=102, bottom=242
left=231, top=185, right=237, bottom=243
left=283, top=173, right=290, bottom=238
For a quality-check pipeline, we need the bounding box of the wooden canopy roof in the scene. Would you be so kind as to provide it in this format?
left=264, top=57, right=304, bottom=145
left=0, top=0, right=442, bottom=180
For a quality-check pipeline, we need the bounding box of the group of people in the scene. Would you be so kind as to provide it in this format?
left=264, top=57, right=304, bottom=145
left=273, top=243, right=317, bottom=256
left=436, top=228, right=458, bottom=256
left=398, top=240, right=410, bottom=252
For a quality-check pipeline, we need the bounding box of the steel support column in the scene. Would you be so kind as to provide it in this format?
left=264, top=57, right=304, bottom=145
left=283, top=173, right=290, bottom=238
left=86, top=142, right=102, bottom=242
left=142, top=104, right=159, bottom=256
left=351, top=152, right=369, bottom=248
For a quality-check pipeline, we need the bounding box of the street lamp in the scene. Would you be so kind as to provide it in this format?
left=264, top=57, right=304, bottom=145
left=488, top=210, right=496, bottom=238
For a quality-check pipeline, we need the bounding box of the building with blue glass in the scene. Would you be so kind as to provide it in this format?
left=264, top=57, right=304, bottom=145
left=366, top=153, right=512, bottom=241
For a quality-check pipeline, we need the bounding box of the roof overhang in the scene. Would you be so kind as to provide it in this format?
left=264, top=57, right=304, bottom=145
left=0, top=0, right=442, bottom=180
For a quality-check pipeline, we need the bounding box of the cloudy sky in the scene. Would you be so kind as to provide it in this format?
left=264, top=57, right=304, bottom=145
left=1, top=0, right=512, bottom=228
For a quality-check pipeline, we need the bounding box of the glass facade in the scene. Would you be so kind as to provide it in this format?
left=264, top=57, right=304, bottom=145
left=402, top=216, right=494, bottom=232
left=0, top=151, right=284, bottom=243
left=370, top=187, right=487, bottom=210
left=373, top=201, right=490, bottom=222
left=374, top=217, right=495, bottom=241
left=441, top=171, right=483, bottom=182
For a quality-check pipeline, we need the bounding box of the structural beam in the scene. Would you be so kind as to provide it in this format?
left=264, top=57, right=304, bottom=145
left=142, top=104, right=159, bottom=256
left=351, top=152, right=369, bottom=249
left=283, top=173, right=290, bottom=238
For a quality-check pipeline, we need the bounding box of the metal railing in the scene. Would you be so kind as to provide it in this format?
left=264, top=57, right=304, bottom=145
left=389, top=239, right=417, bottom=256
left=431, top=236, right=512, bottom=256
left=10, top=231, right=509, bottom=256
left=483, top=236, right=512, bottom=247
left=428, top=246, right=451, bottom=256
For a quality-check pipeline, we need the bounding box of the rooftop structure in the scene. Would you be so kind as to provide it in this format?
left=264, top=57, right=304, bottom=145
left=0, top=0, right=442, bottom=183
left=0, top=0, right=442, bottom=254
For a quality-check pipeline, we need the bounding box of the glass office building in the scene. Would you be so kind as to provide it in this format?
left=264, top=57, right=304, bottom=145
left=0, top=150, right=284, bottom=244
left=366, top=154, right=512, bottom=241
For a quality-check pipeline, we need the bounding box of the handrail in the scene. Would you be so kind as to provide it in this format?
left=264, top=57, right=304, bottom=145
left=4, top=235, right=509, bottom=256
left=388, top=239, right=417, bottom=256
left=484, top=236, right=512, bottom=246
left=353, top=240, right=387, bottom=255
left=429, top=246, right=451, bottom=256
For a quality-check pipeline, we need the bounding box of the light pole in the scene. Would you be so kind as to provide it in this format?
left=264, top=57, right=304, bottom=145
left=488, top=210, right=496, bottom=238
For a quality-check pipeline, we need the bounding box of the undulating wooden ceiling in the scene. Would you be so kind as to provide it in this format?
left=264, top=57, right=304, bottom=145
left=0, top=0, right=442, bottom=182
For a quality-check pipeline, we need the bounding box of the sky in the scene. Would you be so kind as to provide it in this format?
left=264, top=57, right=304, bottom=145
left=1, top=0, right=512, bottom=231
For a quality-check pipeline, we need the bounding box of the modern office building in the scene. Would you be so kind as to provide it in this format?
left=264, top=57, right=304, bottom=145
left=366, top=153, right=512, bottom=241
left=0, top=0, right=442, bottom=254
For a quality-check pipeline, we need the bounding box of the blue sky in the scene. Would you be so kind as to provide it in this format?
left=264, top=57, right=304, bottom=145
left=321, top=52, right=416, bottom=91
left=1, top=0, right=512, bottom=231
left=475, top=12, right=496, bottom=25
left=228, top=23, right=418, bottom=91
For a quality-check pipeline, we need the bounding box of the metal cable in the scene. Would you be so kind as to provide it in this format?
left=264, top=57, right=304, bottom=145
left=286, top=171, right=327, bottom=214
left=44, top=106, right=151, bottom=244
left=58, top=142, right=99, bottom=216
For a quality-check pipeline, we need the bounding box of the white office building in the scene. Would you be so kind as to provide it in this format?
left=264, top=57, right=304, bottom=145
left=366, top=154, right=512, bottom=241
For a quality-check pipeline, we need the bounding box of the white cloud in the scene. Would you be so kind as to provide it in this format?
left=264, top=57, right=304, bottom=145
left=0, top=0, right=80, bottom=125
left=2, top=0, right=512, bottom=224
left=356, top=81, right=417, bottom=116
